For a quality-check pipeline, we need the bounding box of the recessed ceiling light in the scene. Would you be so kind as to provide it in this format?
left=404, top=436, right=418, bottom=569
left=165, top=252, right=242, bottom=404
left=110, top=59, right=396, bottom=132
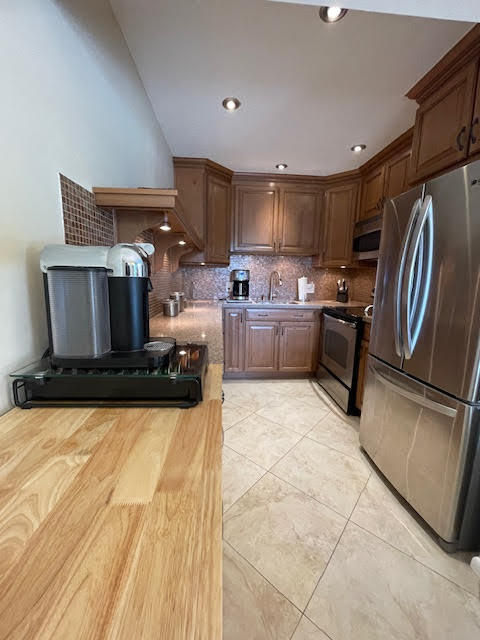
left=351, top=144, right=367, bottom=153
left=340, top=265, right=347, bottom=269
left=275, top=163, right=288, bottom=170
left=178, top=239, right=186, bottom=246
left=178, top=349, right=187, bottom=356
left=159, top=214, right=171, bottom=232
left=319, top=6, right=348, bottom=23
left=200, top=262, right=206, bottom=265
left=222, top=97, right=241, bottom=111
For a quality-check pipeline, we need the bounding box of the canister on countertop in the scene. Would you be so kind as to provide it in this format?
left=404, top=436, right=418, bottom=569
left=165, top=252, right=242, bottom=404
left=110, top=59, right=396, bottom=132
left=170, top=291, right=185, bottom=312
left=163, top=298, right=179, bottom=316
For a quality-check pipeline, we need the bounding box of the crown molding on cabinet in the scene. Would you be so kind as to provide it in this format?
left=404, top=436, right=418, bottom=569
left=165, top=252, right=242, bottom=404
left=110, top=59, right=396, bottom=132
left=359, top=128, right=413, bottom=176
left=173, top=157, right=233, bottom=182
left=406, top=24, right=480, bottom=103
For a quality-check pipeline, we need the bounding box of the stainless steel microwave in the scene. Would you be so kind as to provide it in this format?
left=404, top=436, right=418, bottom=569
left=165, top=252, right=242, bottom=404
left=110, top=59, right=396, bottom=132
left=352, top=214, right=382, bottom=261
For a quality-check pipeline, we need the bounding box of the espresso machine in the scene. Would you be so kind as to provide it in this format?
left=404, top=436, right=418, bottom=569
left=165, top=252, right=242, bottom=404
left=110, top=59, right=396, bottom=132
left=10, top=243, right=208, bottom=408
left=229, top=269, right=250, bottom=301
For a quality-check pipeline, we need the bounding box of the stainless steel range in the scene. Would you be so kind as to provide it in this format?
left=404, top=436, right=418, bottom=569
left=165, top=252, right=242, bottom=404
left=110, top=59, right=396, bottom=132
left=317, top=306, right=366, bottom=414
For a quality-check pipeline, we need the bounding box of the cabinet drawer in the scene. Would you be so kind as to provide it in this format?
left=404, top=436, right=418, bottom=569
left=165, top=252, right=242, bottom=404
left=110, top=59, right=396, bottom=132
left=245, top=308, right=316, bottom=322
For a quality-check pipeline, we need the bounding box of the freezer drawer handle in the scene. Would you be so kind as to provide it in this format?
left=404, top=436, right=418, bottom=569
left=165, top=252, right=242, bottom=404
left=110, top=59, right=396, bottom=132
left=370, top=364, right=457, bottom=418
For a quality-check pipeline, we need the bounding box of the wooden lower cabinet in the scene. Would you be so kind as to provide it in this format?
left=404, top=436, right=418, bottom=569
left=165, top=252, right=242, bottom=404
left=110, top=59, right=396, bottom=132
left=278, top=323, right=317, bottom=373
left=245, top=322, right=278, bottom=372
left=223, top=310, right=245, bottom=373
left=355, top=323, right=371, bottom=411
left=224, top=309, right=319, bottom=377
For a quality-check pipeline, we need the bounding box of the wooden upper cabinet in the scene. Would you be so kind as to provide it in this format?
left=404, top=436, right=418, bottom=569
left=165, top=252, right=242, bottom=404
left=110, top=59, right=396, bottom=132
left=316, top=183, right=358, bottom=268
left=233, top=185, right=277, bottom=253
left=359, top=165, right=385, bottom=220
left=409, top=60, right=478, bottom=182
left=384, top=149, right=411, bottom=199
left=174, top=158, right=233, bottom=265
left=206, top=175, right=230, bottom=264
left=469, top=64, right=480, bottom=156
left=278, top=189, right=321, bottom=255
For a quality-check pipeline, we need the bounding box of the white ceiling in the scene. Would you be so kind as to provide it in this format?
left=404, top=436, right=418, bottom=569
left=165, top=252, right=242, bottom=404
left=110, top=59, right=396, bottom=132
left=270, top=1, right=480, bottom=23
left=110, top=0, right=470, bottom=175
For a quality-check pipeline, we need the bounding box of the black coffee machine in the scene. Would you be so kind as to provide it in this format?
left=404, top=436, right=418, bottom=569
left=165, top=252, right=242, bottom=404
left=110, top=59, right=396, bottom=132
left=230, top=269, right=250, bottom=301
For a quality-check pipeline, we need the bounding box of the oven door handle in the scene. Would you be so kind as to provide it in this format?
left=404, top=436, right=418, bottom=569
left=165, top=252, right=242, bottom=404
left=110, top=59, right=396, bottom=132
left=328, top=317, right=356, bottom=329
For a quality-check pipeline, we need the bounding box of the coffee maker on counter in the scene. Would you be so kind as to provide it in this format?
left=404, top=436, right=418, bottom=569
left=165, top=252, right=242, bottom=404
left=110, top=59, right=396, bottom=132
left=10, top=243, right=208, bottom=408
left=41, top=243, right=154, bottom=363
left=229, top=269, right=250, bottom=301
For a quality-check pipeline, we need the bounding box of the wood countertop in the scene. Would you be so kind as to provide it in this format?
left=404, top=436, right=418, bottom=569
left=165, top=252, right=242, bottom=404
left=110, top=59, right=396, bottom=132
left=0, top=364, right=223, bottom=640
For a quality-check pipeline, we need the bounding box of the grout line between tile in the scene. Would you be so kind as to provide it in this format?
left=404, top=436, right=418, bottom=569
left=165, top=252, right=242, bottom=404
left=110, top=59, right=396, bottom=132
left=349, top=519, right=480, bottom=598
left=301, top=474, right=368, bottom=617
left=302, top=613, right=335, bottom=640
left=223, top=539, right=304, bottom=617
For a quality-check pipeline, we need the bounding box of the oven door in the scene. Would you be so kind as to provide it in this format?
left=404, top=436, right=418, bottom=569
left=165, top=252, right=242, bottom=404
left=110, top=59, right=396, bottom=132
left=320, top=313, right=357, bottom=387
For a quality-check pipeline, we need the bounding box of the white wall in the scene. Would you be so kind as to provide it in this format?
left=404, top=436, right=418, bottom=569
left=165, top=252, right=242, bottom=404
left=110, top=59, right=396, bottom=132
left=0, top=0, right=173, bottom=413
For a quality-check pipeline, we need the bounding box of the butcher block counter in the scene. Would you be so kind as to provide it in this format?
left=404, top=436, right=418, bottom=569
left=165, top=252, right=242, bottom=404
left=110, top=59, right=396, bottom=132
left=0, top=364, right=223, bottom=640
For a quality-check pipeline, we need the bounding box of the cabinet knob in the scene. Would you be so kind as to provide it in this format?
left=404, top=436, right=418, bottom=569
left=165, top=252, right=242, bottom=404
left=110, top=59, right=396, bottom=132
left=457, top=125, right=467, bottom=151
left=470, top=117, right=479, bottom=144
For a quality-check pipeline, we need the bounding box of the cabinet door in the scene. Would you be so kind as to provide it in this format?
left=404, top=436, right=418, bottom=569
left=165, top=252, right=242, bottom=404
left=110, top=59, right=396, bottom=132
left=359, top=165, right=385, bottom=220
left=316, top=183, right=358, bottom=267
left=223, top=310, right=245, bottom=373
left=278, top=189, right=321, bottom=255
left=410, top=60, right=478, bottom=182
left=206, top=175, right=230, bottom=264
left=233, top=185, right=278, bottom=253
left=384, top=149, right=411, bottom=199
left=245, top=322, right=278, bottom=372
left=468, top=64, right=480, bottom=156
left=278, top=322, right=316, bottom=373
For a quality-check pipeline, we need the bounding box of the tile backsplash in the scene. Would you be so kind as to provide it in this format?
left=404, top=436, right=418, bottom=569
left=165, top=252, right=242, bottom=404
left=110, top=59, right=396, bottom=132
left=183, top=255, right=376, bottom=303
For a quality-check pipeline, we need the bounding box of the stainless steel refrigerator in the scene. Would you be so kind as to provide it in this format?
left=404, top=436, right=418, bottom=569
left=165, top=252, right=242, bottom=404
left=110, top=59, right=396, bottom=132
left=359, top=160, right=480, bottom=551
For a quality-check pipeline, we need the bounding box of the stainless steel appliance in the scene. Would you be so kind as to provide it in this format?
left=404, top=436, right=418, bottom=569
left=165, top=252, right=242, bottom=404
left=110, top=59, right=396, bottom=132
left=353, top=214, right=382, bottom=261
left=317, top=306, right=366, bottom=414
left=360, top=160, right=480, bottom=550
left=230, top=269, right=250, bottom=300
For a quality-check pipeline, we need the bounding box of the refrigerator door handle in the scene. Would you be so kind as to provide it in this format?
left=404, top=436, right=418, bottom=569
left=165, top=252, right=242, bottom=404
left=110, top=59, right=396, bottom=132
left=394, top=198, right=422, bottom=358
left=369, top=363, right=457, bottom=418
left=402, top=195, right=434, bottom=359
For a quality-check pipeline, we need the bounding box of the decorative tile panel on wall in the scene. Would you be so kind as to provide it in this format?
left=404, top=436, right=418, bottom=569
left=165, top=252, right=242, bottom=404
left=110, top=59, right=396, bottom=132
left=183, top=255, right=376, bottom=303
left=61, top=174, right=114, bottom=246
left=60, top=174, right=183, bottom=317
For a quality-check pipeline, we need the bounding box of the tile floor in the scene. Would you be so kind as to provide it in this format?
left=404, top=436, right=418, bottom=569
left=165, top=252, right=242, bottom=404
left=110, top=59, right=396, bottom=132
left=222, top=378, right=480, bottom=640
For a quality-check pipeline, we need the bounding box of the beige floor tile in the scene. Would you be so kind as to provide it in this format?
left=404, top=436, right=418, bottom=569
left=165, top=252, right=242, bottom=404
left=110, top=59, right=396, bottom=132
left=222, top=445, right=265, bottom=511
left=223, top=542, right=301, bottom=640
left=222, top=401, right=254, bottom=430
left=307, top=411, right=362, bottom=460
left=224, top=474, right=346, bottom=609
left=222, top=381, right=284, bottom=412
left=292, top=616, right=330, bottom=640
left=306, top=522, right=480, bottom=640
left=351, top=472, right=480, bottom=595
left=255, top=396, right=329, bottom=435
left=272, top=438, right=369, bottom=517
left=224, top=414, right=302, bottom=469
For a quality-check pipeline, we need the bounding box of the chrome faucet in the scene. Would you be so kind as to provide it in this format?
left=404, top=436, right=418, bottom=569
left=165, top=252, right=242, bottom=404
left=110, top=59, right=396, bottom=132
left=269, top=271, right=283, bottom=301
